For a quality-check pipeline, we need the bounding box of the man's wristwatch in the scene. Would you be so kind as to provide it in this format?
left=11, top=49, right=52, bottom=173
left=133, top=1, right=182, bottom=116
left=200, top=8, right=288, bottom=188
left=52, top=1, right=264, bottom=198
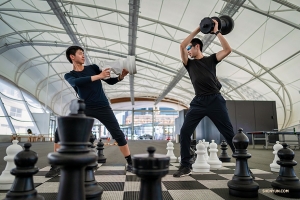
left=118, top=75, right=124, bottom=81
left=215, top=30, right=220, bottom=35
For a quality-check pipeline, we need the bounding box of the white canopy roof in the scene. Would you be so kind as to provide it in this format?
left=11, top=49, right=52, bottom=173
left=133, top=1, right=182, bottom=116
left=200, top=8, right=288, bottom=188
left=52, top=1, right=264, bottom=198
left=0, top=0, right=299, bottom=129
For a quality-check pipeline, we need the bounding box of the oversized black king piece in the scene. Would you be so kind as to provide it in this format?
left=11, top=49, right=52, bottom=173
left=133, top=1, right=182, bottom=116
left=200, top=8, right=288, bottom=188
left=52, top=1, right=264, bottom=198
left=227, top=128, right=259, bottom=198
left=48, top=99, right=98, bottom=200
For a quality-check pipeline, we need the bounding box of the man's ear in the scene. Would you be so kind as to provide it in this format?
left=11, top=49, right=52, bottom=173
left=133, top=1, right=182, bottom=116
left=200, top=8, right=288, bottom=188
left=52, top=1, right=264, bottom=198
left=70, top=54, right=75, bottom=61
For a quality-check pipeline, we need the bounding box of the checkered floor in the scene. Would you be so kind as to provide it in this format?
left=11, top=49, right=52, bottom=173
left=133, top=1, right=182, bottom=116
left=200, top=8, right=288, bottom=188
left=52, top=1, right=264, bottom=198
left=0, top=162, right=292, bottom=200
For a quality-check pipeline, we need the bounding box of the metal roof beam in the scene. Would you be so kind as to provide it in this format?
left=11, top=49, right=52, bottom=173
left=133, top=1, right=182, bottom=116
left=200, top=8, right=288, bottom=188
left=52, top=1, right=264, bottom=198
left=46, top=0, right=91, bottom=65
left=128, top=0, right=140, bottom=105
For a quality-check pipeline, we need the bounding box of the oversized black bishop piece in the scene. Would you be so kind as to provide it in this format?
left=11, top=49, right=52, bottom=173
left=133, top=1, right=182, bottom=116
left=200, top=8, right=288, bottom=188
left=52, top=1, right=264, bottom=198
left=5, top=143, right=44, bottom=200
left=132, top=147, right=170, bottom=200
left=271, top=143, right=300, bottom=198
left=219, top=140, right=231, bottom=162
left=48, top=99, right=97, bottom=200
left=227, top=128, right=259, bottom=198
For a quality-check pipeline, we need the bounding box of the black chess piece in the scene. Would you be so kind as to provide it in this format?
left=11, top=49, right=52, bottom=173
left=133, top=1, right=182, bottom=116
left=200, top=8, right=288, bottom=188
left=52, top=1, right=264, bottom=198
left=5, top=143, right=44, bottom=200
left=189, top=139, right=197, bottom=165
left=48, top=99, right=97, bottom=200
left=85, top=143, right=103, bottom=200
left=271, top=143, right=300, bottom=198
left=227, top=128, right=259, bottom=198
left=97, top=139, right=107, bottom=163
left=219, top=140, right=231, bottom=162
left=133, top=146, right=170, bottom=200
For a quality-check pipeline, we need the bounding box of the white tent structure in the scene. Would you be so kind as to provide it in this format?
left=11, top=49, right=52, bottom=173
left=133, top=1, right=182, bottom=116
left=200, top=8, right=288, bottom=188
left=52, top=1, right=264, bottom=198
left=0, top=0, right=299, bottom=130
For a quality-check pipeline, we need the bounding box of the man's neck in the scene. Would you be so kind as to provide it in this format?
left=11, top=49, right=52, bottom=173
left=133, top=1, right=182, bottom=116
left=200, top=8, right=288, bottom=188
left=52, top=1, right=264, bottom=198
left=73, top=63, right=84, bottom=71
left=194, top=54, right=204, bottom=59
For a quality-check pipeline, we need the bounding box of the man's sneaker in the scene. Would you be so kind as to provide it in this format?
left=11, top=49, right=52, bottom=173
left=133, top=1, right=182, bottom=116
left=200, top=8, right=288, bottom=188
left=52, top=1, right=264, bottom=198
left=45, top=166, right=60, bottom=178
left=173, top=165, right=192, bottom=177
left=126, top=164, right=133, bottom=172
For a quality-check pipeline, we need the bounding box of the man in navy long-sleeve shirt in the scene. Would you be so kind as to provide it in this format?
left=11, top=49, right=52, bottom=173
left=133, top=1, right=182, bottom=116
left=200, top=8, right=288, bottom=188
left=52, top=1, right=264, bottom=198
left=45, top=46, right=133, bottom=177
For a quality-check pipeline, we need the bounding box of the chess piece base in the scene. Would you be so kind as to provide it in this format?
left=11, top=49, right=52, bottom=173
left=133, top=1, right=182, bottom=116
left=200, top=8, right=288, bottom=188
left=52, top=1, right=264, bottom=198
left=219, top=157, right=231, bottom=162
left=228, top=179, right=259, bottom=198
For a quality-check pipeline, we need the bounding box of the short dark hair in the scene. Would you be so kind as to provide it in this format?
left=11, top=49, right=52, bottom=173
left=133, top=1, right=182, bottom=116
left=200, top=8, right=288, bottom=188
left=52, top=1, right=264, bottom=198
left=66, top=46, right=84, bottom=63
left=190, top=38, right=203, bottom=52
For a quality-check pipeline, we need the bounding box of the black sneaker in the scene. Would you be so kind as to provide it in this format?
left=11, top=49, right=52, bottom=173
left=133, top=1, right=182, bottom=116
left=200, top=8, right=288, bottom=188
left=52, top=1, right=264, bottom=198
left=126, top=164, right=133, bottom=172
left=173, top=165, right=192, bottom=177
left=45, top=166, right=60, bottom=178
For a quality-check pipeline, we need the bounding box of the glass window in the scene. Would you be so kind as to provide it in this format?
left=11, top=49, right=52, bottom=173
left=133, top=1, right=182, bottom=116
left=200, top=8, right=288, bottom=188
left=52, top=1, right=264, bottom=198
left=10, top=107, right=22, bottom=118
left=22, top=91, right=45, bottom=113
left=0, top=106, right=13, bottom=134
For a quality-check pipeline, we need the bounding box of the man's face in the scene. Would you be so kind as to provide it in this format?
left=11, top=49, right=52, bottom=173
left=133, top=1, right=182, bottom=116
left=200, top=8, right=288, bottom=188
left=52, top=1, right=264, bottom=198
left=71, top=49, right=85, bottom=64
left=187, top=43, right=198, bottom=58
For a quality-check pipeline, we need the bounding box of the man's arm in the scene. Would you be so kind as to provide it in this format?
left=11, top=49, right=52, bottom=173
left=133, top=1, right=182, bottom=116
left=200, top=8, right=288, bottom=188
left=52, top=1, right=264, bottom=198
left=103, top=69, right=129, bottom=85
left=213, top=19, right=232, bottom=61
left=180, top=27, right=200, bottom=66
left=65, top=68, right=111, bottom=87
left=91, top=68, right=110, bottom=81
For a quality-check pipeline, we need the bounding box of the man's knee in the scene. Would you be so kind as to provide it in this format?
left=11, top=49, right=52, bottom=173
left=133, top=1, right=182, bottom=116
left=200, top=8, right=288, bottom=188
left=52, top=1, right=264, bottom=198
left=115, top=137, right=127, bottom=146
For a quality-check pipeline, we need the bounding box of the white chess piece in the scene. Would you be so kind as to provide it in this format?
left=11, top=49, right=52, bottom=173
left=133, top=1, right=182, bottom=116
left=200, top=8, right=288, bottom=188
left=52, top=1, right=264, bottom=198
left=0, top=140, right=23, bottom=189
left=166, top=140, right=177, bottom=163
left=207, top=140, right=222, bottom=169
left=270, top=141, right=283, bottom=172
left=192, top=140, right=210, bottom=173
left=204, top=141, right=209, bottom=161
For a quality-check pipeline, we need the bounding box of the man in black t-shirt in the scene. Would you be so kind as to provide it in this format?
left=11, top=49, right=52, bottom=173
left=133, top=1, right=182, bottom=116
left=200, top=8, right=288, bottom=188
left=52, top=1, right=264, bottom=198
left=173, top=20, right=234, bottom=177
left=45, top=46, right=133, bottom=177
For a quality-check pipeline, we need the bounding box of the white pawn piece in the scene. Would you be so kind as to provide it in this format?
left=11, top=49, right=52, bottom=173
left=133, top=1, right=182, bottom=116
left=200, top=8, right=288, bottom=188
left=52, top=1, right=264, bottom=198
left=0, top=140, right=23, bottom=189
left=270, top=141, right=283, bottom=172
left=204, top=141, right=209, bottom=161
left=166, top=140, right=177, bottom=163
left=192, top=140, right=210, bottom=173
left=207, top=140, right=222, bottom=169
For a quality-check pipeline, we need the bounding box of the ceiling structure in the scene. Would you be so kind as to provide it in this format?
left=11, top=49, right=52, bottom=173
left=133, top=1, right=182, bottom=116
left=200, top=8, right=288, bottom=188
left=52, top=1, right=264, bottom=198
left=0, top=0, right=299, bottom=130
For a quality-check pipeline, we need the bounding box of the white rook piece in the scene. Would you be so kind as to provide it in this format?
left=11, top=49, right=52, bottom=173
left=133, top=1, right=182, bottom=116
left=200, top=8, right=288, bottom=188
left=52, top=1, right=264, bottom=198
left=0, top=140, right=23, bottom=189
left=270, top=141, right=283, bottom=172
left=207, top=140, right=222, bottom=169
left=166, top=140, right=177, bottom=163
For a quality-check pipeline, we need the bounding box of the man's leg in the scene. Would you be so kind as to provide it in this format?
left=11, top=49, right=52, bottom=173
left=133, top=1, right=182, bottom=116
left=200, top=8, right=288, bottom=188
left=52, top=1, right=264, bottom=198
left=207, top=94, right=235, bottom=152
left=174, top=97, right=205, bottom=177
left=207, top=94, right=255, bottom=179
left=45, top=129, right=60, bottom=177
left=85, top=107, right=132, bottom=171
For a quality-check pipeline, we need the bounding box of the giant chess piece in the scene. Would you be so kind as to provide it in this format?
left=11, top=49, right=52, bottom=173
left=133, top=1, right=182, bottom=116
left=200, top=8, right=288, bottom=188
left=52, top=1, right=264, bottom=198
left=97, top=139, right=107, bottom=163
left=202, top=140, right=209, bottom=161
left=89, top=133, right=97, bottom=154
left=5, top=143, right=44, bottom=200
left=227, top=128, right=259, bottom=198
left=207, top=140, right=222, bottom=169
left=271, top=143, right=300, bottom=198
left=192, top=140, right=210, bottom=173
left=0, top=140, right=23, bottom=190
left=85, top=143, right=103, bottom=200
left=133, top=146, right=170, bottom=200
left=219, top=140, right=231, bottom=162
left=166, top=140, right=177, bottom=162
left=48, top=99, right=97, bottom=200
left=189, top=139, right=197, bottom=165
left=270, top=141, right=283, bottom=172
